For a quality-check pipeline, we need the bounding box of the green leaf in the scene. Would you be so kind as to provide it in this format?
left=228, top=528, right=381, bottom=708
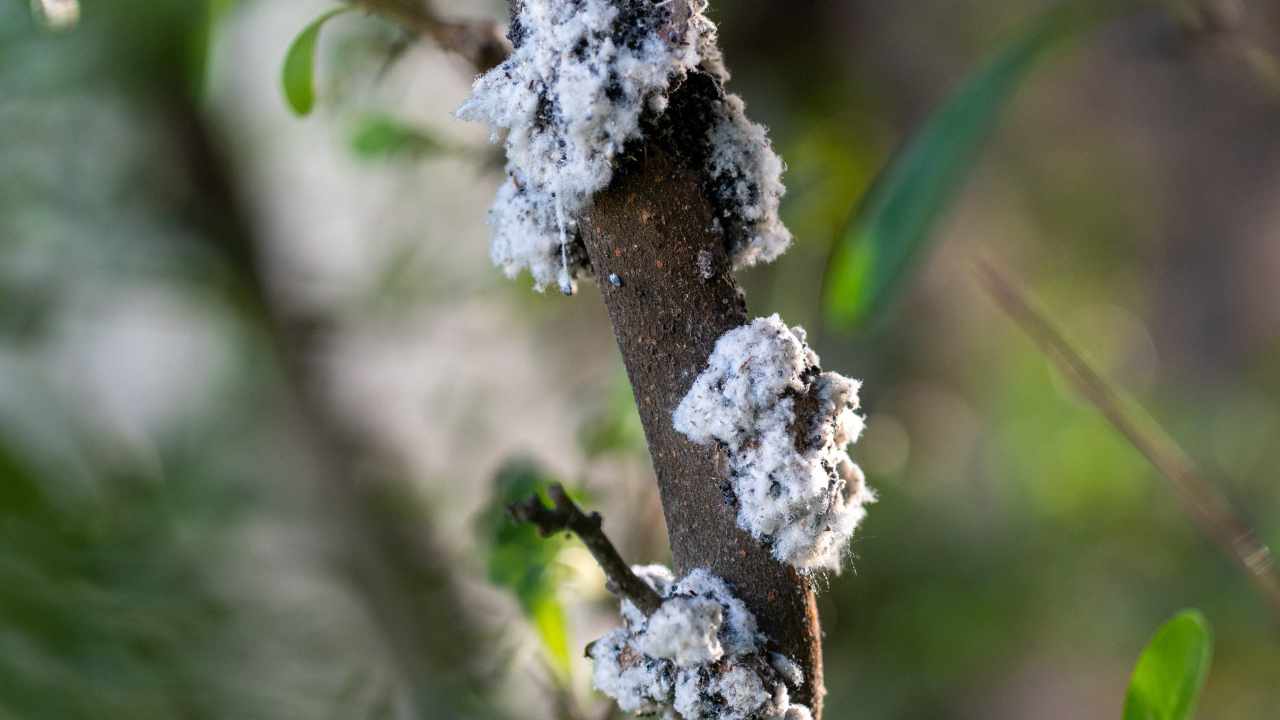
left=350, top=114, right=445, bottom=160
left=474, top=459, right=575, bottom=682
left=1123, top=610, right=1213, bottom=720
left=529, top=594, right=571, bottom=677
left=281, top=7, right=351, bottom=116
left=824, top=3, right=1111, bottom=330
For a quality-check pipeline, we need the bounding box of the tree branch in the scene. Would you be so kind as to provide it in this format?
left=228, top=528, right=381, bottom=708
left=510, top=483, right=664, bottom=616
left=578, top=95, right=825, bottom=716
left=432, top=0, right=825, bottom=712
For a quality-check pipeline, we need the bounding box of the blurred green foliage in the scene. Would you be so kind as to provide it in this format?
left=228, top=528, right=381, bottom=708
left=1124, top=611, right=1213, bottom=720
left=191, top=0, right=242, bottom=97
left=350, top=114, right=446, bottom=160
left=0, top=2, right=512, bottom=718
left=824, top=2, right=1107, bottom=331
left=475, top=460, right=574, bottom=682
left=578, top=377, right=647, bottom=460
left=0, top=385, right=243, bottom=719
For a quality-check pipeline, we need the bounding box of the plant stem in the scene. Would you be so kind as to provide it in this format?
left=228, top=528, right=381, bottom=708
left=510, top=484, right=664, bottom=615
left=978, top=260, right=1280, bottom=620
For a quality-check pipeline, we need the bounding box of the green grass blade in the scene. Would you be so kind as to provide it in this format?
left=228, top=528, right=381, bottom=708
left=823, top=3, right=1107, bottom=330
left=281, top=6, right=350, bottom=116
left=1123, top=610, right=1213, bottom=720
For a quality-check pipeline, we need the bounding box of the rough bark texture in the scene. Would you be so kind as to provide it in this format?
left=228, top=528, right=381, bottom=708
left=580, top=147, right=824, bottom=716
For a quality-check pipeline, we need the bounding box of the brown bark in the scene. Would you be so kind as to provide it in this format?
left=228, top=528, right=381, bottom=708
left=580, top=146, right=824, bottom=715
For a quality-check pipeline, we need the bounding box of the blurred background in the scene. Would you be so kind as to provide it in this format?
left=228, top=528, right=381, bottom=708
left=1, top=0, right=1278, bottom=718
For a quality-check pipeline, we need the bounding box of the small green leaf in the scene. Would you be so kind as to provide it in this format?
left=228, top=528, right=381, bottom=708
left=529, top=594, right=571, bottom=677
left=350, top=114, right=445, bottom=160
left=1123, top=610, right=1213, bottom=720
left=281, top=7, right=350, bottom=116
left=474, top=459, right=575, bottom=682
left=824, top=3, right=1113, bottom=330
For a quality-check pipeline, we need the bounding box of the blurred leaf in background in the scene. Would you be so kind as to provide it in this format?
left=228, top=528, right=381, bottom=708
left=1123, top=610, right=1213, bottom=720
left=823, top=2, right=1109, bottom=331
left=475, top=459, right=575, bottom=682
left=190, top=0, right=242, bottom=97
left=282, top=6, right=353, bottom=116
left=350, top=113, right=447, bottom=161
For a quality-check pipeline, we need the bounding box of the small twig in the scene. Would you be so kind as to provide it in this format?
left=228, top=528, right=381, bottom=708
left=977, top=259, right=1280, bottom=619
left=353, top=0, right=510, bottom=73
left=509, top=483, right=664, bottom=615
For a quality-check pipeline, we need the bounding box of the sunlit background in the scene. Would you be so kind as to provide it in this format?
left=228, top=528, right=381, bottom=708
left=2, top=0, right=1278, bottom=718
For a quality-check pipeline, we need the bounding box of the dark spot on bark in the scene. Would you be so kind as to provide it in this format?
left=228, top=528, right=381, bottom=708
left=533, top=92, right=556, bottom=133
left=789, top=387, right=823, bottom=454
left=720, top=480, right=737, bottom=510
left=605, top=71, right=625, bottom=102
left=507, top=0, right=528, bottom=48
left=611, top=0, right=669, bottom=51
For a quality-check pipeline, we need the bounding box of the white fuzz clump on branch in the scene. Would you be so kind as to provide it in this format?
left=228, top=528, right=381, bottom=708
left=672, top=315, right=874, bottom=573
left=590, top=566, right=811, bottom=720
left=457, top=0, right=791, bottom=293
left=703, top=93, right=790, bottom=269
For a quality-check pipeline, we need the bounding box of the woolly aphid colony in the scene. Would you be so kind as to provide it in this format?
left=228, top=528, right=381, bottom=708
left=590, top=566, right=814, bottom=720
left=457, top=0, right=788, bottom=295
left=590, top=317, right=871, bottom=720
left=673, top=316, right=874, bottom=573
left=460, top=1, right=872, bottom=718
